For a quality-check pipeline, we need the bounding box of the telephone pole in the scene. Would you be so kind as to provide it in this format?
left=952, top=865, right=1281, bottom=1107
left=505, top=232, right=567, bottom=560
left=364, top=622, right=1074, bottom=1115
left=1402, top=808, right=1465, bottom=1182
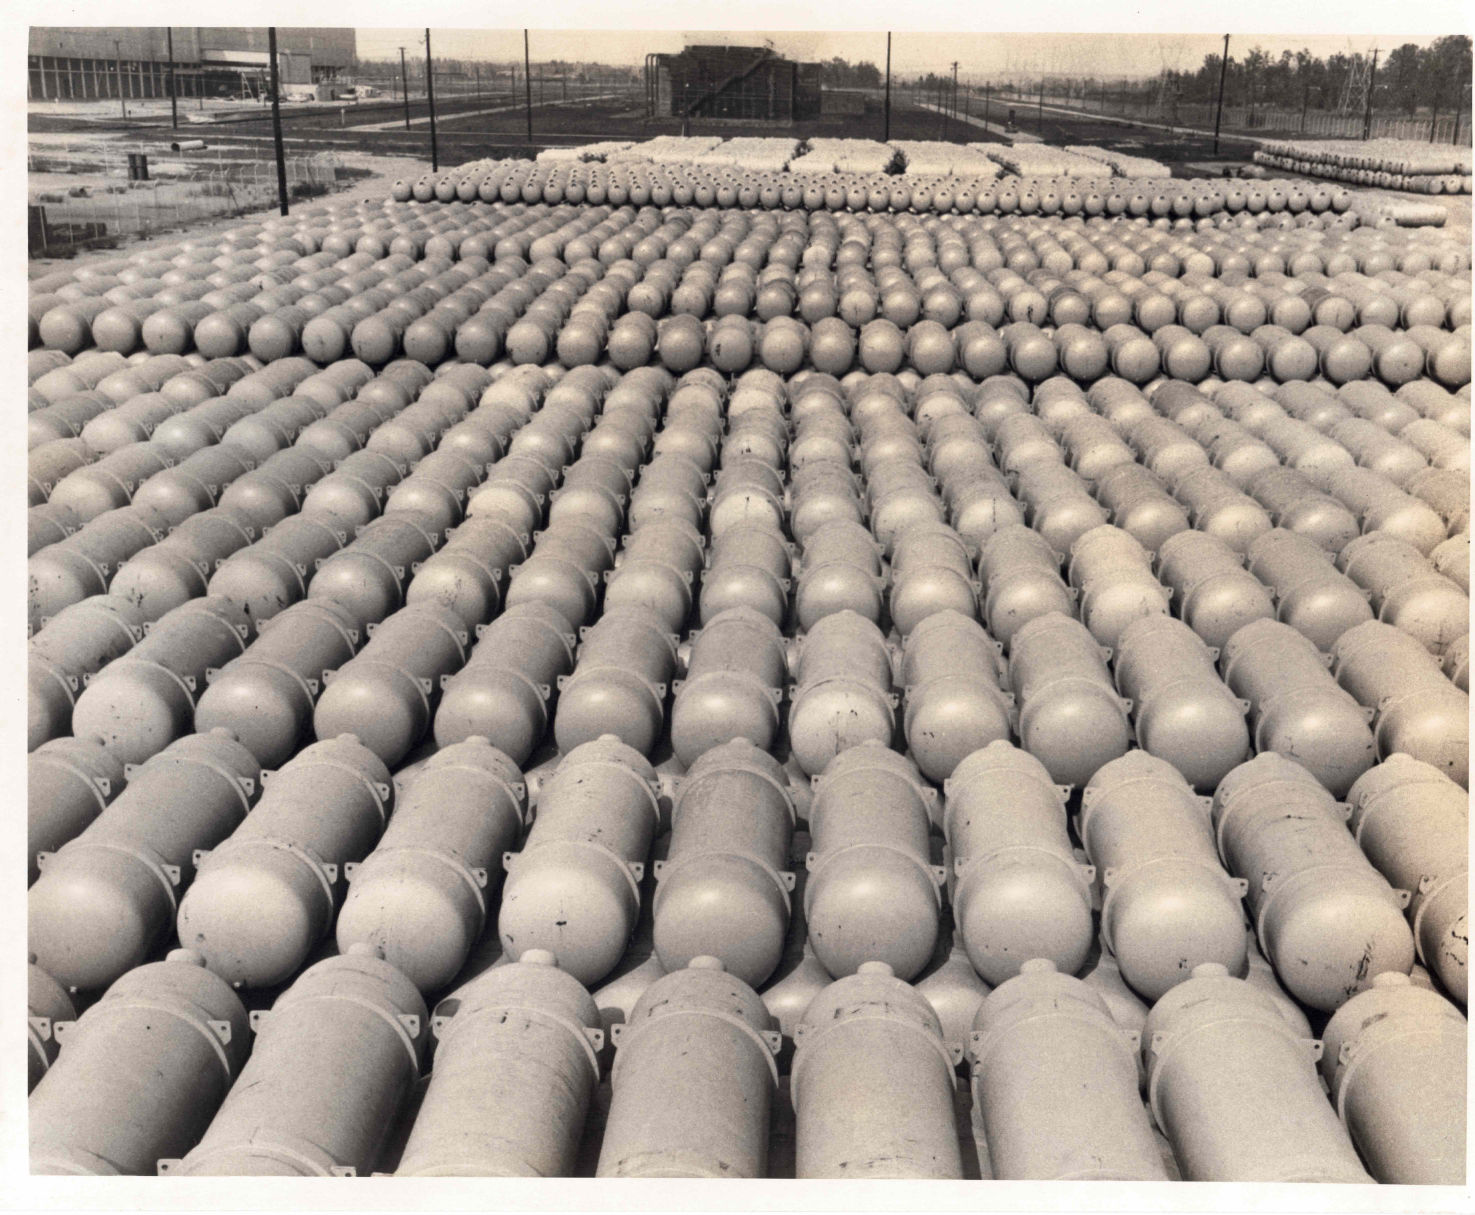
left=883, top=32, right=891, bottom=141
left=425, top=29, right=438, bottom=170
left=399, top=46, right=411, bottom=129
left=524, top=30, right=534, bottom=141
left=1362, top=48, right=1379, bottom=141
left=268, top=27, right=289, bottom=216
left=166, top=27, right=177, bottom=129
left=1212, top=33, right=1230, bottom=155
left=951, top=60, right=959, bottom=122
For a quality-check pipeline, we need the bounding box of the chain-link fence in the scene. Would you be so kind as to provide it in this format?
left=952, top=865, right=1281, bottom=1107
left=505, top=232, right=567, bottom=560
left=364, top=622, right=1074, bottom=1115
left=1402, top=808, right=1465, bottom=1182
left=29, top=143, right=342, bottom=254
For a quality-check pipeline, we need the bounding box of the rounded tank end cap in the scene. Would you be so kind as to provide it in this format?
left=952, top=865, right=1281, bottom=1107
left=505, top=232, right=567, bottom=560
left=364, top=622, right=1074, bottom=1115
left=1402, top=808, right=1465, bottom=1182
left=1370, top=971, right=1413, bottom=989
left=521, top=949, right=559, bottom=967
left=346, top=942, right=385, bottom=960
left=1191, top=962, right=1230, bottom=980
left=688, top=955, right=726, bottom=972
left=1020, top=958, right=1059, bottom=976
left=857, top=960, right=895, bottom=977
left=166, top=948, right=209, bottom=968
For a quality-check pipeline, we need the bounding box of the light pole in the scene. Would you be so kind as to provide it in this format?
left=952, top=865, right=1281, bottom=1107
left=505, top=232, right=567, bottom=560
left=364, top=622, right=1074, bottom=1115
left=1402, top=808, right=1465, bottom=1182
left=883, top=32, right=891, bottom=142
left=1362, top=48, right=1379, bottom=141
left=268, top=27, right=288, bottom=216
left=1212, top=34, right=1230, bottom=155
left=524, top=30, right=534, bottom=141
left=166, top=27, right=177, bottom=129
left=399, top=46, right=411, bottom=129
left=425, top=30, right=438, bottom=170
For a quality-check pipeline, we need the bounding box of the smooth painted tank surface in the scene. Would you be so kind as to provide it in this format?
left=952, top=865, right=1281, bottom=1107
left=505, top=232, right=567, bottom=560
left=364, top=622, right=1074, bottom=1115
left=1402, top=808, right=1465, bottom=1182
left=1144, top=963, right=1373, bottom=1182
left=169, top=947, right=426, bottom=1175
left=1212, top=753, right=1416, bottom=1012
left=794, top=962, right=963, bottom=1179
left=598, top=957, right=779, bottom=1178
left=1079, top=752, right=1249, bottom=1001
left=397, top=950, right=602, bottom=1176
left=970, top=959, right=1167, bottom=1180
left=19, top=166, right=1475, bottom=1183
left=31, top=949, right=249, bottom=1174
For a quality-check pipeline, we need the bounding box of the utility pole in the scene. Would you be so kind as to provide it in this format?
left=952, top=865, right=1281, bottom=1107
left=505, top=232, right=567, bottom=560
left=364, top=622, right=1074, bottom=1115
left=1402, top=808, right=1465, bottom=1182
left=425, top=29, right=438, bottom=170
left=1038, top=79, right=1045, bottom=132
left=951, top=60, right=959, bottom=123
left=1212, top=33, right=1230, bottom=155
left=524, top=30, right=534, bottom=141
left=883, top=32, right=891, bottom=141
left=1362, top=48, right=1379, bottom=141
left=114, top=39, right=125, bottom=118
left=982, top=81, right=990, bottom=129
left=166, top=27, right=177, bottom=129
left=268, top=28, right=289, bottom=215
left=399, top=47, right=411, bottom=129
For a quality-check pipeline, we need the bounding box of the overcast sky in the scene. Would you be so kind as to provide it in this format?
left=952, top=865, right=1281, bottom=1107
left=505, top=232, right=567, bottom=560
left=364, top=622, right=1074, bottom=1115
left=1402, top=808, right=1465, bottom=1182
left=353, top=29, right=1454, bottom=78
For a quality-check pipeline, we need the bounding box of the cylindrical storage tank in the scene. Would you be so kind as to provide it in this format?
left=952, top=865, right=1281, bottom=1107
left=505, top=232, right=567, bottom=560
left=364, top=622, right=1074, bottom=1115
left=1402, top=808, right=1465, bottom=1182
left=793, top=962, right=963, bottom=1179
left=27, top=963, right=74, bottom=1093
left=176, top=736, right=392, bottom=988
left=977, top=524, right=1075, bottom=646
left=669, top=608, right=787, bottom=765
left=433, top=600, right=576, bottom=763
left=946, top=740, right=1094, bottom=985
left=28, top=505, right=170, bottom=633
left=337, top=738, right=525, bottom=994
left=1332, top=621, right=1469, bottom=788
left=28, top=593, right=147, bottom=750
left=28, top=730, right=259, bottom=995
left=1244, top=528, right=1375, bottom=650
left=1318, top=465, right=1448, bottom=555
left=1090, top=461, right=1190, bottom=553
left=786, top=610, right=896, bottom=776
left=396, top=950, right=602, bottom=1176
left=504, top=519, right=617, bottom=631
left=1213, top=752, right=1416, bottom=1011
left=405, top=513, right=527, bottom=633
left=498, top=736, right=661, bottom=986
left=1154, top=530, right=1275, bottom=649
left=900, top=609, right=1013, bottom=782
left=1242, top=465, right=1360, bottom=552
left=969, top=958, right=1167, bottom=1180
left=552, top=606, right=678, bottom=756
left=805, top=742, right=941, bottom=981
left=207, top=512, right=349, bottom=622
left=169, top=947, right=426, bottom=1176
left=1319, top=972, right=1467, bottom=1184
left=1007, top=612, right=1131, bottom=788
left=597, top=957, right=778, bottom=1178
left=109, top=508, right=257, bottom=622
left=1142, top=962, right=1372, bottom=1182
left=1220, top=618, right=1377, bottom=797
left=887, top=522, right=979, bottom=635
left=699, top=522, right=792, bottom=627
left=1067, top=524, right=1172, bottom=648
left=307, top=511, right=442, bottom=631
left=68, top=596, right=251, bottom=765
left=216, top=447, right=335, bottom=531
left=1113, top=613, right=1251, bottom=792
left=192, top=598, right=360, bottom=768
left=1346, top=754, right=1469, bottom=1005
left=30, top=949, right=249, bottom=1175
left=602, top=516, right=704, bottom=633
left=653, top=740, right=795, bottom=986
left=299, top=449, right=407, bottom=531
left=1079, top=751, right=1249, bottom=1000
left=1337, top=533, right=1469, bottom=657
left=793, top=519, right=885, bottom=629
left=27, top=739, right=127, bottom=886
left=312, top=601, right=470, bottom=767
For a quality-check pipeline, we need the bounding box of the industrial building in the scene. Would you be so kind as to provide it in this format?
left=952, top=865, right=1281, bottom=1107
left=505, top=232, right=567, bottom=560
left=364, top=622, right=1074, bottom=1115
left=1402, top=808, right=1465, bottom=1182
left=644, top=45, right=822, bottom=123
left=27, top=27, right=357, bottom=101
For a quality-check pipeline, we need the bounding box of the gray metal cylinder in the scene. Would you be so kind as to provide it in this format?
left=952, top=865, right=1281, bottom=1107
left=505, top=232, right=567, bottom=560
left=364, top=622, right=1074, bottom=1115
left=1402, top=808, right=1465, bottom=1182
left=31, top=949, right=249, bottom=1175
left=794, top=961, right=963, bottom=1179
left=1213, top=753, right=1415, bottom=1011
left=397, top=950, right=602, bottom=1176
left=946, top=740, right=1094, bottom=985
left=598, top=957, right=778, bottom=1178
left=1319, top=972, right=1466, bottom=1184
left=900, top=609, right=1013, bottom=782
left=170, top=947, right=426, bottom=1176
left=1143, top=962, right=1372, bottom=1182
left=969, top=958, right=1167, bottom=1180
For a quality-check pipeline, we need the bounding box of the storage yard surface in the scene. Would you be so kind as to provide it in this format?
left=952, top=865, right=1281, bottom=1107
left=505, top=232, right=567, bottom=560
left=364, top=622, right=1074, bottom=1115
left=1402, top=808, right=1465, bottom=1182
left=24, top=128, right=1471, bottom=1189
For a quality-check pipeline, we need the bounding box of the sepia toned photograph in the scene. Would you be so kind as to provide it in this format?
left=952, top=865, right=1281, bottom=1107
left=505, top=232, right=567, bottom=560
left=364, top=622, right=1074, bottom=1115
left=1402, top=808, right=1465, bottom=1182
left=12, top=0, right=1473, bottom=1206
